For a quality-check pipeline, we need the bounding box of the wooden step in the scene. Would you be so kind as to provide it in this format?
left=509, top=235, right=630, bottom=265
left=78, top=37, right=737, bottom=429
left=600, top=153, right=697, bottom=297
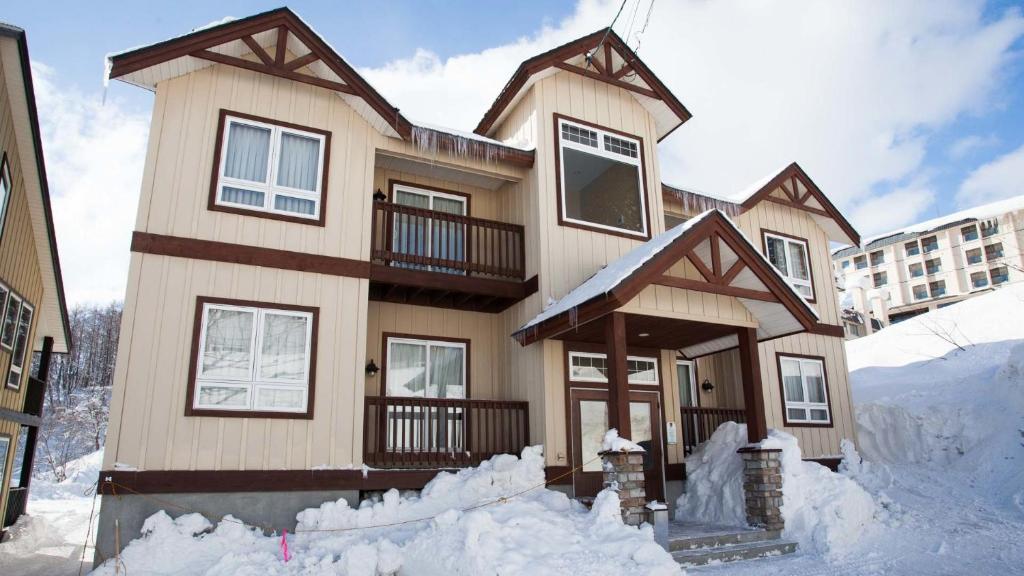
left=672, top=539, right=798, bottom=567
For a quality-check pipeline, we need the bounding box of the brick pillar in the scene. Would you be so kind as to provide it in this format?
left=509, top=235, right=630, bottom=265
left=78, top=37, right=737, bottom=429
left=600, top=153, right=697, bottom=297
left=737, top=447, right=784, bottom=531
left=600, top=450, right=646, bottom=526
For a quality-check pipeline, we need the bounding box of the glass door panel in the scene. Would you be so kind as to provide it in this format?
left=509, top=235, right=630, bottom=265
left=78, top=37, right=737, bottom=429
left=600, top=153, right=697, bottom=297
left=579, top=400, right=609, bottom=472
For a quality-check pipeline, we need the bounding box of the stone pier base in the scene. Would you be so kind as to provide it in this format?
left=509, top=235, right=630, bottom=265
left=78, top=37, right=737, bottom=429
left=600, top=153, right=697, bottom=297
left=737, top=447, right=784, bottom=531
left=600, top=450, right=646, bottom=525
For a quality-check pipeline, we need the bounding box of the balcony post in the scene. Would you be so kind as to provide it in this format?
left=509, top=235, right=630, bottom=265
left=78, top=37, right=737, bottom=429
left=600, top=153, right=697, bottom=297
left=604, top=312, right=631, bottom=439
left=737, top=327, right=768, bottom=443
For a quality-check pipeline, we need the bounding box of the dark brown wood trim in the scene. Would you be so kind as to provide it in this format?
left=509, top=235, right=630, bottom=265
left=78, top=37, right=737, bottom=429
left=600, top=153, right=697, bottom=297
left=131, top=232, right=370, bottom=278
left=207, top=109, right=331, bottom=227
left=184, top=296, right=319, bottom=419
left=774, top=352, right=834, bottom=429
left=808, top=323, right=845, bottom=338
left=97, top=468, right=459, bottom=494
left=544, top=465, right=573, bottom=485
left=665, top=462, right=686, bottom=482
left=653, top=276, right=776, bottom=302
left=605, top=313, right=631, bottom=438
left=191, top=49, right=356, bottom=95
left=380, top=332, right=472, bottom=399
left=552, top=113, right=653, bottom=242
left=761, top=228, right=817, bottom=303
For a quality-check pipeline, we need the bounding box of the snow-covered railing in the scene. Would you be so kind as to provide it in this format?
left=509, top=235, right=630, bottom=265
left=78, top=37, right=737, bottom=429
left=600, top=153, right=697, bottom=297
left=363, top=396, right=529, bottom=469
left=680, top=406, right=746, bottom=455
left=371, top=200, right=525, bottom=280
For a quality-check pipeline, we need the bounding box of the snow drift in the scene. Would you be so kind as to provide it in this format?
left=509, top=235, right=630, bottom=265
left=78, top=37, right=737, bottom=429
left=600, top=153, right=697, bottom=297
left=848, top=282, right=1024, bottom=514
left=675, top=422, right=878, bottom=559
left=91, top=447, right=681, bottom=575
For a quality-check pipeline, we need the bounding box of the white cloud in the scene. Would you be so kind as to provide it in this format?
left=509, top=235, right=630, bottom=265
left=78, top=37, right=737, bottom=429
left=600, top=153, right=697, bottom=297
left=360, top=0, right=1024, bottom=232
left=33, top=62, right=149, bottom=306
left=956, top=142, right=1024, bottom=207
left=948, top=134, right=1000, bottom=159
left=850, top=182, right=937, bottom=238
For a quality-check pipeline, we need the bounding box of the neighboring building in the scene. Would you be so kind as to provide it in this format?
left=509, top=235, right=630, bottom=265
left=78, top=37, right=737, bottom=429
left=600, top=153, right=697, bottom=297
left=832, top=195, right=1024, bottom=331
left=0, top=23, right=71, bottom=533
left=97, top=8, right=860, bottom=559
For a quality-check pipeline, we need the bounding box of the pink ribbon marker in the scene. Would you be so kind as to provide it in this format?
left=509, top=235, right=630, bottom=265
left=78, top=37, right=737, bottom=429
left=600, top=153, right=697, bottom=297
left=280, top=529, right=291, bottom=563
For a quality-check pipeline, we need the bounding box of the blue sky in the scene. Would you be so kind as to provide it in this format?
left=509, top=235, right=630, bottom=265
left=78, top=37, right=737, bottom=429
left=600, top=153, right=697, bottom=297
left=5, top=1, right=1024, bottom=304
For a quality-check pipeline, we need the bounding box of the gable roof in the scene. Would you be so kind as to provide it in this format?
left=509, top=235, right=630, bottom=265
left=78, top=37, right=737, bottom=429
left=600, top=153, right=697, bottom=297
left=514, top=210, right=820, bottom=356
left=108, top=8, right=411, bottom=138
left=0, top=24, right=71, bottom=353
left=664, top=162, right=861, bottom=246
left=475, top=29, right=692, bottom=142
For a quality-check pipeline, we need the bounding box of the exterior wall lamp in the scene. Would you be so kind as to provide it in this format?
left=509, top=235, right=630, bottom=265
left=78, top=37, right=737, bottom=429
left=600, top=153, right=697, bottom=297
left=701, top=378, right=714, bottom=392
left=366, top=359, right=380, bottom=377
left=373, top=188, right=387, bottom=202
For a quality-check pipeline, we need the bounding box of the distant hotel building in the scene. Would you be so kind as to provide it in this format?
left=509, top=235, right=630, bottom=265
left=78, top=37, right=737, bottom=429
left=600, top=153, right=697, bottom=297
left=832, top=195, right=1024, bottom=338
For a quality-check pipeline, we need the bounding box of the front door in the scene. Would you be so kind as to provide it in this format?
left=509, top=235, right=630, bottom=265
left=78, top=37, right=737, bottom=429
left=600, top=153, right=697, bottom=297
left=570, top=388, right=664, bottom=501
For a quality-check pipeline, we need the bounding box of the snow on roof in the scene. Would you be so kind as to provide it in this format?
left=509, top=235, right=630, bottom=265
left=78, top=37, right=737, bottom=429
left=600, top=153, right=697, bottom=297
left=519, top=209, right=818, bottom=333
left=410, top=119, right=534, bottom=152
left=663, top=162, right=795, bottom=206
left=858, top=194, right=1024, bottom=247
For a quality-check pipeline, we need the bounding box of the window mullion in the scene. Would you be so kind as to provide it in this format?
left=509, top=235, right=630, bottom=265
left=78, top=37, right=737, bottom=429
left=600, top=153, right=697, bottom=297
left=249, top=309, right=262, bottom=409
left=424, top=342, right=433, bottom=399
left=266, top=127, right=282, bottom=209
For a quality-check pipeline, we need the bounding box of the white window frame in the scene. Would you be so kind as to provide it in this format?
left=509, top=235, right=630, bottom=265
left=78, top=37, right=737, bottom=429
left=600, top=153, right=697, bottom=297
left=215, top=115, right=326, bottom=220
left=390, top=183, right=469, bottom=273
left=763, top=232, right=814, bottom=300
left=193, top=302, right=314, bottom=413
left=779, top=355, right=831, bottom=425
left=568, top=351, right=660, bottom=385
left=0, top=435, right=9, bottom=493
left=385, top=337, right=467, bottom=399
left=0, top=282, right=9, bottom=351
left=556, top=118, right=648, bottom=238
left=676, top=359, right=697, bottom=407
left=6, top=300, right=33, bottom=390
left=0, top=290, right=19, bottom=351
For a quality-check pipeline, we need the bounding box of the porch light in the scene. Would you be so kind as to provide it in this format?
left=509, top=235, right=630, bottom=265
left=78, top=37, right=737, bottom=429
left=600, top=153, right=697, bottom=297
left=701, top=378, right=714, bottom=392
left=373, top=188, right=387, bottom=202
left=638, top=332, right=649, bottom=338
left=365, top=359, right=380, bottom=377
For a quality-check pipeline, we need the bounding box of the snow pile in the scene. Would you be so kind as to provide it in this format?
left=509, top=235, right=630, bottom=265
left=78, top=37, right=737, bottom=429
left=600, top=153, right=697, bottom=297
left=92, top=447, right=681, bottom=575
left=676, top=422, right=878, bottom=559
left=31, top=449, right=103, bottom=499
left=602, top=429, right=646, bottom=453
left=848, top=282, right=1024, bottom=514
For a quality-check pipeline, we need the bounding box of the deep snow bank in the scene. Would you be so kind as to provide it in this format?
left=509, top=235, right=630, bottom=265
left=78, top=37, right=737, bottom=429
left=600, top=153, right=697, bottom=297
left=91, top=447, right=681, bottom=576
left=676, top=422, right=877, bottom=558
left=847, top=283, right=1024, bottom=513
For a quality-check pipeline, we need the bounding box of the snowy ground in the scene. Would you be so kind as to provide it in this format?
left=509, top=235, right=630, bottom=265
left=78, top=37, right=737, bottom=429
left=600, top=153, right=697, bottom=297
left=4, top=286, right=1023, bottom=575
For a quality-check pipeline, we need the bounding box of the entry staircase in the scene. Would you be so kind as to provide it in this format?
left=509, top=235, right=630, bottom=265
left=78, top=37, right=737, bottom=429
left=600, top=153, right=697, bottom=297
left=667, top=522, right=797, bottom=567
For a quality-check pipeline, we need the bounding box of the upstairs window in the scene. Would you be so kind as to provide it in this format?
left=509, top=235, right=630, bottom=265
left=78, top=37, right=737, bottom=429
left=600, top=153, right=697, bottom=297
left=5, top=298, right=33, bottom=390
left=970, top=271, right=989, bottom=289
left=191, top=299, right=315, bottom=415
left=925, top=258, right=941, bottom=275
left=980, top=220, right=999, bottom=238
left=764, top=232, right=814, bottom=300
left=664, top=213, right=689, bottom=230
left=869, top=250, right=884, bottom=266
left=990, top=266, right=1009, bottom=285
left=965, top=248, right=982, bottom=265
left=908, top=262, right=924, bottom=278
left=557, top=116, right=647, bottom=237
left=854, top=255, right=867, bottom=270
left=904, top=241, right=920, bottom=256
left=568, top=351, right=659, bottom=385
left=961, top=225, right=979, bottom=242
left=921, top=236, right=939, bottom=253
left=984, top=243, right=1004, bottom=261
left=779, top=355, right=830, bottom=425
left=929, top=280, right=946, bottom=298
left=872, top=271, right=887, bottom=288
left=213, top=112, right=328, bottom=223
left=912, top=284, right=928, bottom=300
left=0, top=156, right=9, bottom=242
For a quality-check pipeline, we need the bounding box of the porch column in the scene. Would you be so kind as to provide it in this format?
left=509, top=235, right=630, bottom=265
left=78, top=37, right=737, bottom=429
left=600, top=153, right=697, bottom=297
left=604, top=312, right=631, bottom=439
left=737, top=327, right=768, bottom=444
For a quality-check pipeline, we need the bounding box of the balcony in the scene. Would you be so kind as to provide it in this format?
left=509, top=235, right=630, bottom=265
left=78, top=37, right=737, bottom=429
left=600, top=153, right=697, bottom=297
left=369, top=201, right=536, bottom=312
left=680, top=406, right=746, bottom=456
left=363, top=396, right=530, bottom=469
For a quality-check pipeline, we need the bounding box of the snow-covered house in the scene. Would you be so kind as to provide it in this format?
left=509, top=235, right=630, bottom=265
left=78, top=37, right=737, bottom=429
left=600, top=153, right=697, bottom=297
left=0, top=23, right=71, bottom=535
left=97, top=7, right=862, bottom=560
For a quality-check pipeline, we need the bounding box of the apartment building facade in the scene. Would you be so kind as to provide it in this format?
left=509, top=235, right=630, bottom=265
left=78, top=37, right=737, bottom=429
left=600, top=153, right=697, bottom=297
left=97, top=8, right=862, bottom=560
left=832, top=195, right=1024, bottom=330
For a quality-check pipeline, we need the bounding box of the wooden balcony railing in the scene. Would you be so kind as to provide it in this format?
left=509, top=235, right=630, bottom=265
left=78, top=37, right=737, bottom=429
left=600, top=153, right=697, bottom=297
left=3, top=487, right=28, bottom=528
left=371, top=201, right=525, bottom=280
left=680, top=406, right=747, bottom=455
left=364, top=396, right=529, bottom=469
left=22, top=376, right=46, bottom=417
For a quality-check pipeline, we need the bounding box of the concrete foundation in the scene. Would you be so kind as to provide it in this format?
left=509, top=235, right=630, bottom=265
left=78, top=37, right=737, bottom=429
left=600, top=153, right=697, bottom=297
left=93, top=489, right=358, bottom=565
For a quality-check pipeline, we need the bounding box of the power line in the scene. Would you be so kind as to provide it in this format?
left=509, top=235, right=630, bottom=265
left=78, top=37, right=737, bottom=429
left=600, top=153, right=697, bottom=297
left=587, top=0, right=629, bottom=69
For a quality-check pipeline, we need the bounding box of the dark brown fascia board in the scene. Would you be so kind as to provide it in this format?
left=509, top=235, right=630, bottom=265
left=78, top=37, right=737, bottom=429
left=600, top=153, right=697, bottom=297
left=741, top=162, right=861, bottom=246
left=0, top=24, right=72, bottom=351
left=474, top=29, right=691, bottom=141
left=107, top=7, right=414, bottom=140
left=412, top=125, right=535, bottom=168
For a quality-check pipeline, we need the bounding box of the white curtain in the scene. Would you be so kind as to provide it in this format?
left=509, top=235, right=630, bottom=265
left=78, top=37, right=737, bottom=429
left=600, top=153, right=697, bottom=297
left=431, top=196, right=465, bottom=265
left=201, top=308, right=254, bottom=379
left=788, top=242, right=809, bottom=280
left=767, top=237, right=789, bottom=276
left=276, top=133, right=320, bottom=191
left=224, top=123, right=270, bottom=182
left=429, top=345, right=464, bottom=399
left=804, top=362, right=825, bottom=403
left=221, top=186, right=265, bottom=207
left=781, top=359, right=804, bottom=402
left=259, top=313, right=308, bottom=381
left=388, top=342, right=427, bottom=396
left=274, top=195, right=316, bottom=215
left=393, top=191, right=430, bottom=262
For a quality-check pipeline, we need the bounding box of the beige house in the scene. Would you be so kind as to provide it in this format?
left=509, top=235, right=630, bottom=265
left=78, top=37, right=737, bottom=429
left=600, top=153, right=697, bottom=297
left=832, top=195, right=1024, bottom=333
left=97, top=8, right=861, bottom=560
left=0, top=23, right=71, bottom=534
